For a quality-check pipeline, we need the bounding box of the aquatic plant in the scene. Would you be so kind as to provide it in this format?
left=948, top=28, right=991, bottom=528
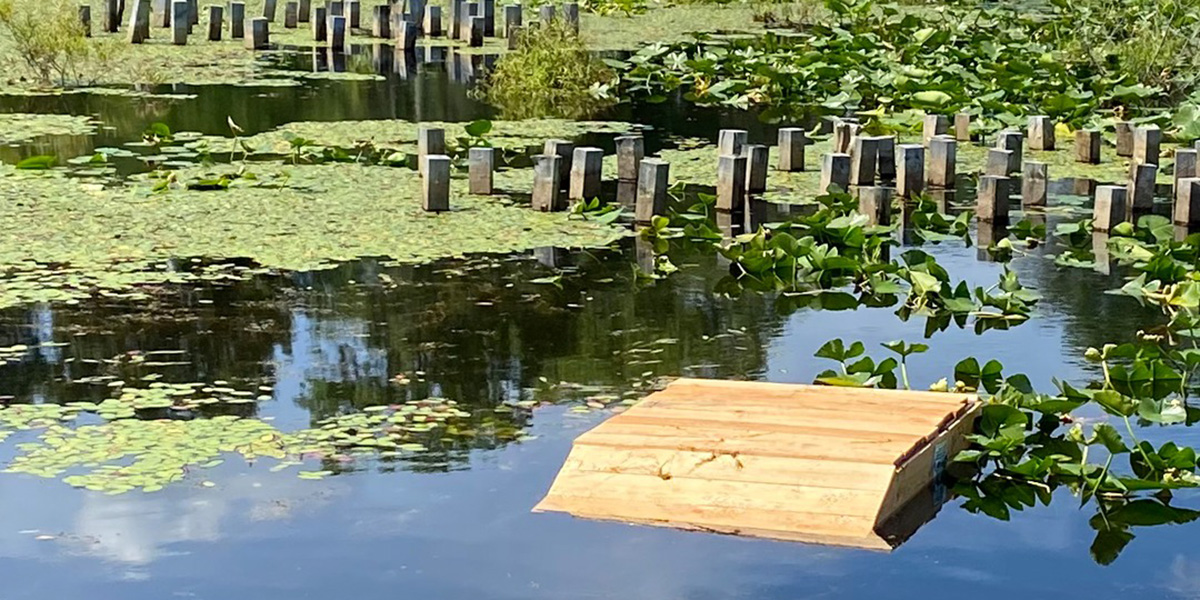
left=477, top=20, right=617, bottom=119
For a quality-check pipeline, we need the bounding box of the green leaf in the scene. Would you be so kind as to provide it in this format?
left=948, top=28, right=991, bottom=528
left=15, top=155, right=55, bottom=170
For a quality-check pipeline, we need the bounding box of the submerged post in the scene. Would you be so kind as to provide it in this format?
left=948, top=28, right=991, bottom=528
left=985, top=148, right=1012, bottom=177
left=616, top=135, right=644, bottom=183
left=422, top=155, right=451, bottom=212
left=417, top=126, right=445, bottom=176
left=954, top=113, right=970, bottom=142
left=299, top=0, right=310, bottom=22
left=1028, top=115, right=1054, bottom=151
left=896, top=144, right=923, bottom=199
left=263, top=0, right=277, bottom=20
left=977, top=175, right=1010, bottom=223
left=1093, top=185, right=1127, bottom=233
left=927, top=136, right=956, bottom=188
left=246, top=15, right=269, bottom=48
left=777, top=127, right=806, bottom=172
left=372, top=4, right=389, bottom=37
left=819, top=153, right=851, bottom=193
left=502, top=3, right=520, bottom=37
left=481, top=0, right=494, bottom=35
left=468, top=14, right=483, bottom=46
left=348, top=0, right=361, bottom=27
left=105, top=0, right=121, bottom=32
left=127, top=0, right=151, bottom=43
left=1176, top=177, right=1200, bottom=226
left=569, top=147, right=603, bottom=201
left=284, top=1, right=298, bottom=27
left=469, top=147, right=495, bottom=195
left=1075, top=129, right=1101, bottom=164
left=532, top=155, right=564, bottom=212
left=329, top=14, right=346, bottom=50
left=1022, top=161, right=1047, bottom=207
left=1129, top=163, right=1157, bottom=216
left=857, top=187, right=891, bottom=226
left=833, top=119, right=859, bottom=154
left=450, top=0, right=462, bottom=38
left=997, top=130, right=1023, bottom=174
left=230, top=1, right=245, bottom=37
left=562, top=1, right=578, bottom=31
left=538, top=3, right=554, bottom=23
left=424, top=4, right=441, bottom=36
left=717, top=129, right=747, bottom=158
left=717, top=154, right=748, bottom=211
left=312, top=5, right=326, bottom=39
left=398, top=20, right=417, bottom=51
left=744, top=144, right=768, bottom=194
left=635, top=159, right=670, bottom=223
left=875, top=135, right=896, bottom=181
left=544, top=139, right=573, bottom=191
left=207, top=4, right=223, bottom=40
left=1115, top=122, right=1134, bottom=158
left=1175, top=149, right=1198, bottom=190
left=923, top=114, right=948, bottom=146
left=171, top=0, right=188, bottom=43
left=80, top=5, right=93, bottom=36
left=1134, top=125, right=1162, bottom=166
left=849, top=136, right=877, bottom=186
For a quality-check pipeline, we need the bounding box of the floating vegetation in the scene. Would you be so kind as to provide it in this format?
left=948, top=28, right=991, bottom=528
left=0, top=113, right=97, bottom=145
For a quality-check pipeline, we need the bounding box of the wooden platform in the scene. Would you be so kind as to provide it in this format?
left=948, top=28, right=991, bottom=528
left=534, top=378, right=980, bottom=550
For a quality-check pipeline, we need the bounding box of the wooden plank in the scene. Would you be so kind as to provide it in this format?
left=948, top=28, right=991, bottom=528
left=559, top=445, right=895, bottom=490
left=607, top=414, right=926, bottom=445
left=876, top=402, right=981, bottom=524
left=543, top=471, right=884, bottom=517
left=576, top=426, right=915, bottom=465
left=670, top=378, right=973, bottom=407
left=617, top=404, right=945, bottom=437
left=643, top=386, right=967, bottom=419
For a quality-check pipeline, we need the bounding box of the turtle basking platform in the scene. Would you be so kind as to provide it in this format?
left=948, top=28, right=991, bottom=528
left=534, top=378, right=981, bottom=550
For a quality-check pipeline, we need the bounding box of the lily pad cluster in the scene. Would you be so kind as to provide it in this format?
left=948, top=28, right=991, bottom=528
left=0, top=113, right=97, bottom=145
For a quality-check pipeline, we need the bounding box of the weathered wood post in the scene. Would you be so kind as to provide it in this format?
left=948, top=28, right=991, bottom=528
left=616, top=135, right=642, bottom=207
left=1115, top=121, right=1134, bottom=157
left=875, top=136, right=896, bottom=181
left=923, top=114, right=948, bottom=146
left=896, top=144, right=923, bottom=199
left=1134, top=125, right=1162, bottom=166
left=562, top=1, right=579, bottom=32
left=263, top=0, right=277, bottom=20
left=635, top=159, right=669, bottom=223
left=247, top=15, right=269, bottom=48
left=468, top=15, right=483, bottom=46
left=127, top=0, right=151, bottom=42
left=468, top=147, right=495, bottom=195
left=985, top=148, right=1012, bottom=177
left=207, top=4, right=223, bottom=40
left=954, top=113, right=970, bottom=142
left=1175, top=177, right=1200, bottom=226
left=482, top=0, right=495, bottom=36
left=284, top=1, right=298, bottom=27
left=1175, top=149, right=1198, bottom=191
left=417, top=127, right=444, bottom=175
left=348, top=0, right=361, bottom=27
left=1129, top=163, right=1157, bottom=216
left=424, top=5, right=441, bottom=36
left=1093, top=185, right=1127, bottom=233
left=80, top=5, right=93, bottom=36
left=1022, top=161, right=1047, bottom=207
left=397, top=20, right=417, bottom=50
left=105, top=0, right=121, bottom=32
left=299, top=0, right=311, bottom=22
left=312, top=5, right=326, bottom=39
left=848, top=136, right=877, bottom=186
left=717, top=154, right=748, bottom=211
left=503, top=4, right=520, bottom=37
left=1075, top=129, right=1101, bottom=164
left=371, top=4, right=389, bottom=36
left=171, top=0, right=189, bottom=43
left=977, top=175, right=1010, bottom=223
left=329, top=14, right=346, bottom=50
left=857, top=187, right=890, bottom=226
left=230, top=1, right=245, bottom=37
left=717, top=129, right=747, bottom=158
left=1028, top=115, right=1054, bottom=151
left=532, top=154, right=564, bottom=212
left=538, top=4, right=554, bottom=23
left=777, top=127, right=805, bottom=172
left=927, top=136, right=956, bottom=188
left=544, top=139, right=573, bottom=192
left=819, top=153, right=850, bottom=193
left=744, top=144, right=768, bottom=194
left=997, top=130, right=1023, bottom=174
left=422, top=155, right=451, bottom=212
left=570, top=147, right=603, bottom=201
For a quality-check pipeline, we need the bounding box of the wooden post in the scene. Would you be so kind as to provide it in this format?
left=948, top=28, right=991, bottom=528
left=996, top=130, right=1023, bottom=174
left=424, top=5, right=441, bottom=36
left=922, top=114, right=948, bottom=146
left=397, top=20, right=416, bottom=50
left=954, top=113, right=970, bottom=142
left=247, top=15, right=269, bottom=48
left=976, top=175, right=1010, bottom=223
left=1134, top=125, right=1162, bottom=166
left=1074, top=129, right=1101, bottom=164
left=927, top=136, right=956, bottom=188
left=312, top=5, right=326, bottom=39
left=532, top=155, right=564, bottom=212
left=263, top=0, right=277, bottom=20
left=127, top=0, right=151, bottom=42
left=469, top=147, right=494, bottom=195
left=1175, top=177, right=1200, bottom=226
left=777, top=127, right=805, bottom=172
left=1175, top=149, right=1198, bottom=191
left=348, top=0, right=360, bottom=27
left=79, top=5, right=93, bottom=36
left=544, top=139, right=573, bottom=191
left=635, top=159, right=669, bottom=223
left=1129, top=163, right=1157, bottom=216
left=857, top=187, right=890, bottom=226
left=284, top=1, right=298, bottom=27
left=616, top=135, right=643, bottom=183
left=717, top=129, right=747, bottom=158
left=422, top=155, right=451, bottom=212
left=562, top=1, right=578, bottom=32
left=819, top=153, right=851, bottom=193
left=1028, top=115, right=1054, bottom=151
left=570, top=147, right=603, bottom=201
left=207, top=4, right=222, bottom=40
left=1022, top=161, right=1047, bottom=207
left=417, top=127, right=444, bottom=175
left=538, top=4, right=554, bottom=24
left=985, top=148, right=1011, bottom=178
left=848, top=136, right=877, bottom=186
left=1093, top=185, right=1127, bottom=233
left=329, top=14, right=346, bottom=50
left=230, top=1, right=244, bottom=37
left=875, top=136, right=896, bottom=181
left=744, top=144, right=768, bottom=194
left=1115, top=122, right=1134, bottom=157
left=171, top=0, right=188, bottom=43
left=468, top=14, right=483, bottom=46
left=502, top=3, right=520, bottom=37
left=896, top=144, right=923, bottom=199
left=299, top=0, right=311, bottom=22
left=717, top=154, right=747, bottom=211
left=371, top=4, right=388, bottom=36
left=482, top=0, right=495, bottom=36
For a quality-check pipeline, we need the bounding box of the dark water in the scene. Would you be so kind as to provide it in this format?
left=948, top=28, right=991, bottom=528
left=0, top=48, right=1197, bottom=600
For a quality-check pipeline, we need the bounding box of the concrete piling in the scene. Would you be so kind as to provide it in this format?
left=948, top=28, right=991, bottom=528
left=329, top=14, right=346, bottom=50
left=284, top=1, right=298, bottom=27
left=927, top=136, right=956, bottom=188
left=127, top=0, right=151, bottom=42
left=875, top=136, right=896, bottom=181
left=503, top=4, right=520, bottom=37
left=1022, top=161, right=1047, bottom=207
left=207, top=4, right=222, bottom=40
left=833, top=119, right=859, bottom=154
left=744, top=144, right=768, bottom=194
left=247, top=15, right=269, bottom=48
left=469, top=15, right=483, bottom=46
left=896, top=144, right=923, bottom=199
left=777, top=127, right=805, bottom=172
left=154, top=0, right=169, bottom=27
left=105, top=0, right=121, bottom=32
left=468, top=147, right=495, bottom=195
left=397, top=20, right=417, bottom=50
left=371, top=4, right=388, bottom=36
left=230, top=1, right=245, bottom=37
left=330, top=0, right=344, bottom=15
left=857, top=187, right=891, bottom=226
left=717, top=129, right=747, bottom=158
left=422, top=155, right=451, bottom=212
left=616, top=135, right=643, bottom=183
left=635, top=159, right=670, bottom=223
left=1115, top=122, right=1134, bottom=158
left=348, top=0, right=360, bottom=27
left=1175, top=177, right=1200, bottom=226
left=171, top=0, right=188, bottom=43
left=450, top=0, right=462, bottom=38
left=923, top=114, right=948, bottom=146
left=79, top=5, right=93, bottom=36
left=312, top=5, right=326, bottom=39
left=1129, top=163, right=1156, bottom=218
left=569, top=147, right=603, bottom=201
left=187, top=0, right=197, bottom=28
left=417, top=127, right=445, bottom=175
left=299, top=0, right=310, bottom=22
left=985, top=148, right=1012, bottom=178
left=532, top=155, right=565, bottom=212
left=1175, top=149, right=1198, bottom=190
left=977, top=175, right=1010, bottom=223
left=1093, top=185, right=1127, bottom=233
left=459, top=2, right=477, bottom=41
left=1075, top=129, right=1101, bottom=164
left=482, top=0, right=494, bottom=35
left=1134, top=125, right=1162, bottom=166
left=997, top=131, right=1023, bottom=174
left=1028, top=115, right=1054, bottom=151
left=539, top=4, right=554, bottom=24
left=848, top=136, right=877, bottom=186
left=544, top=139, right=574, bottom=191
left=562, top=1, right=578, bottom=31
left=717, top=154, right=748, bottom=211
left=819, top=153, right=851, bottom=193
left=263, top=0, right=277, bottom=20
left=424, top=4, right=441, bottom=36
left=954, top=113, right=970, bottom=142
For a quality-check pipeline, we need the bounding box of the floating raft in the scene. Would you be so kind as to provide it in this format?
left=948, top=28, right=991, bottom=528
left=534, top=378, right=980, bottom=550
